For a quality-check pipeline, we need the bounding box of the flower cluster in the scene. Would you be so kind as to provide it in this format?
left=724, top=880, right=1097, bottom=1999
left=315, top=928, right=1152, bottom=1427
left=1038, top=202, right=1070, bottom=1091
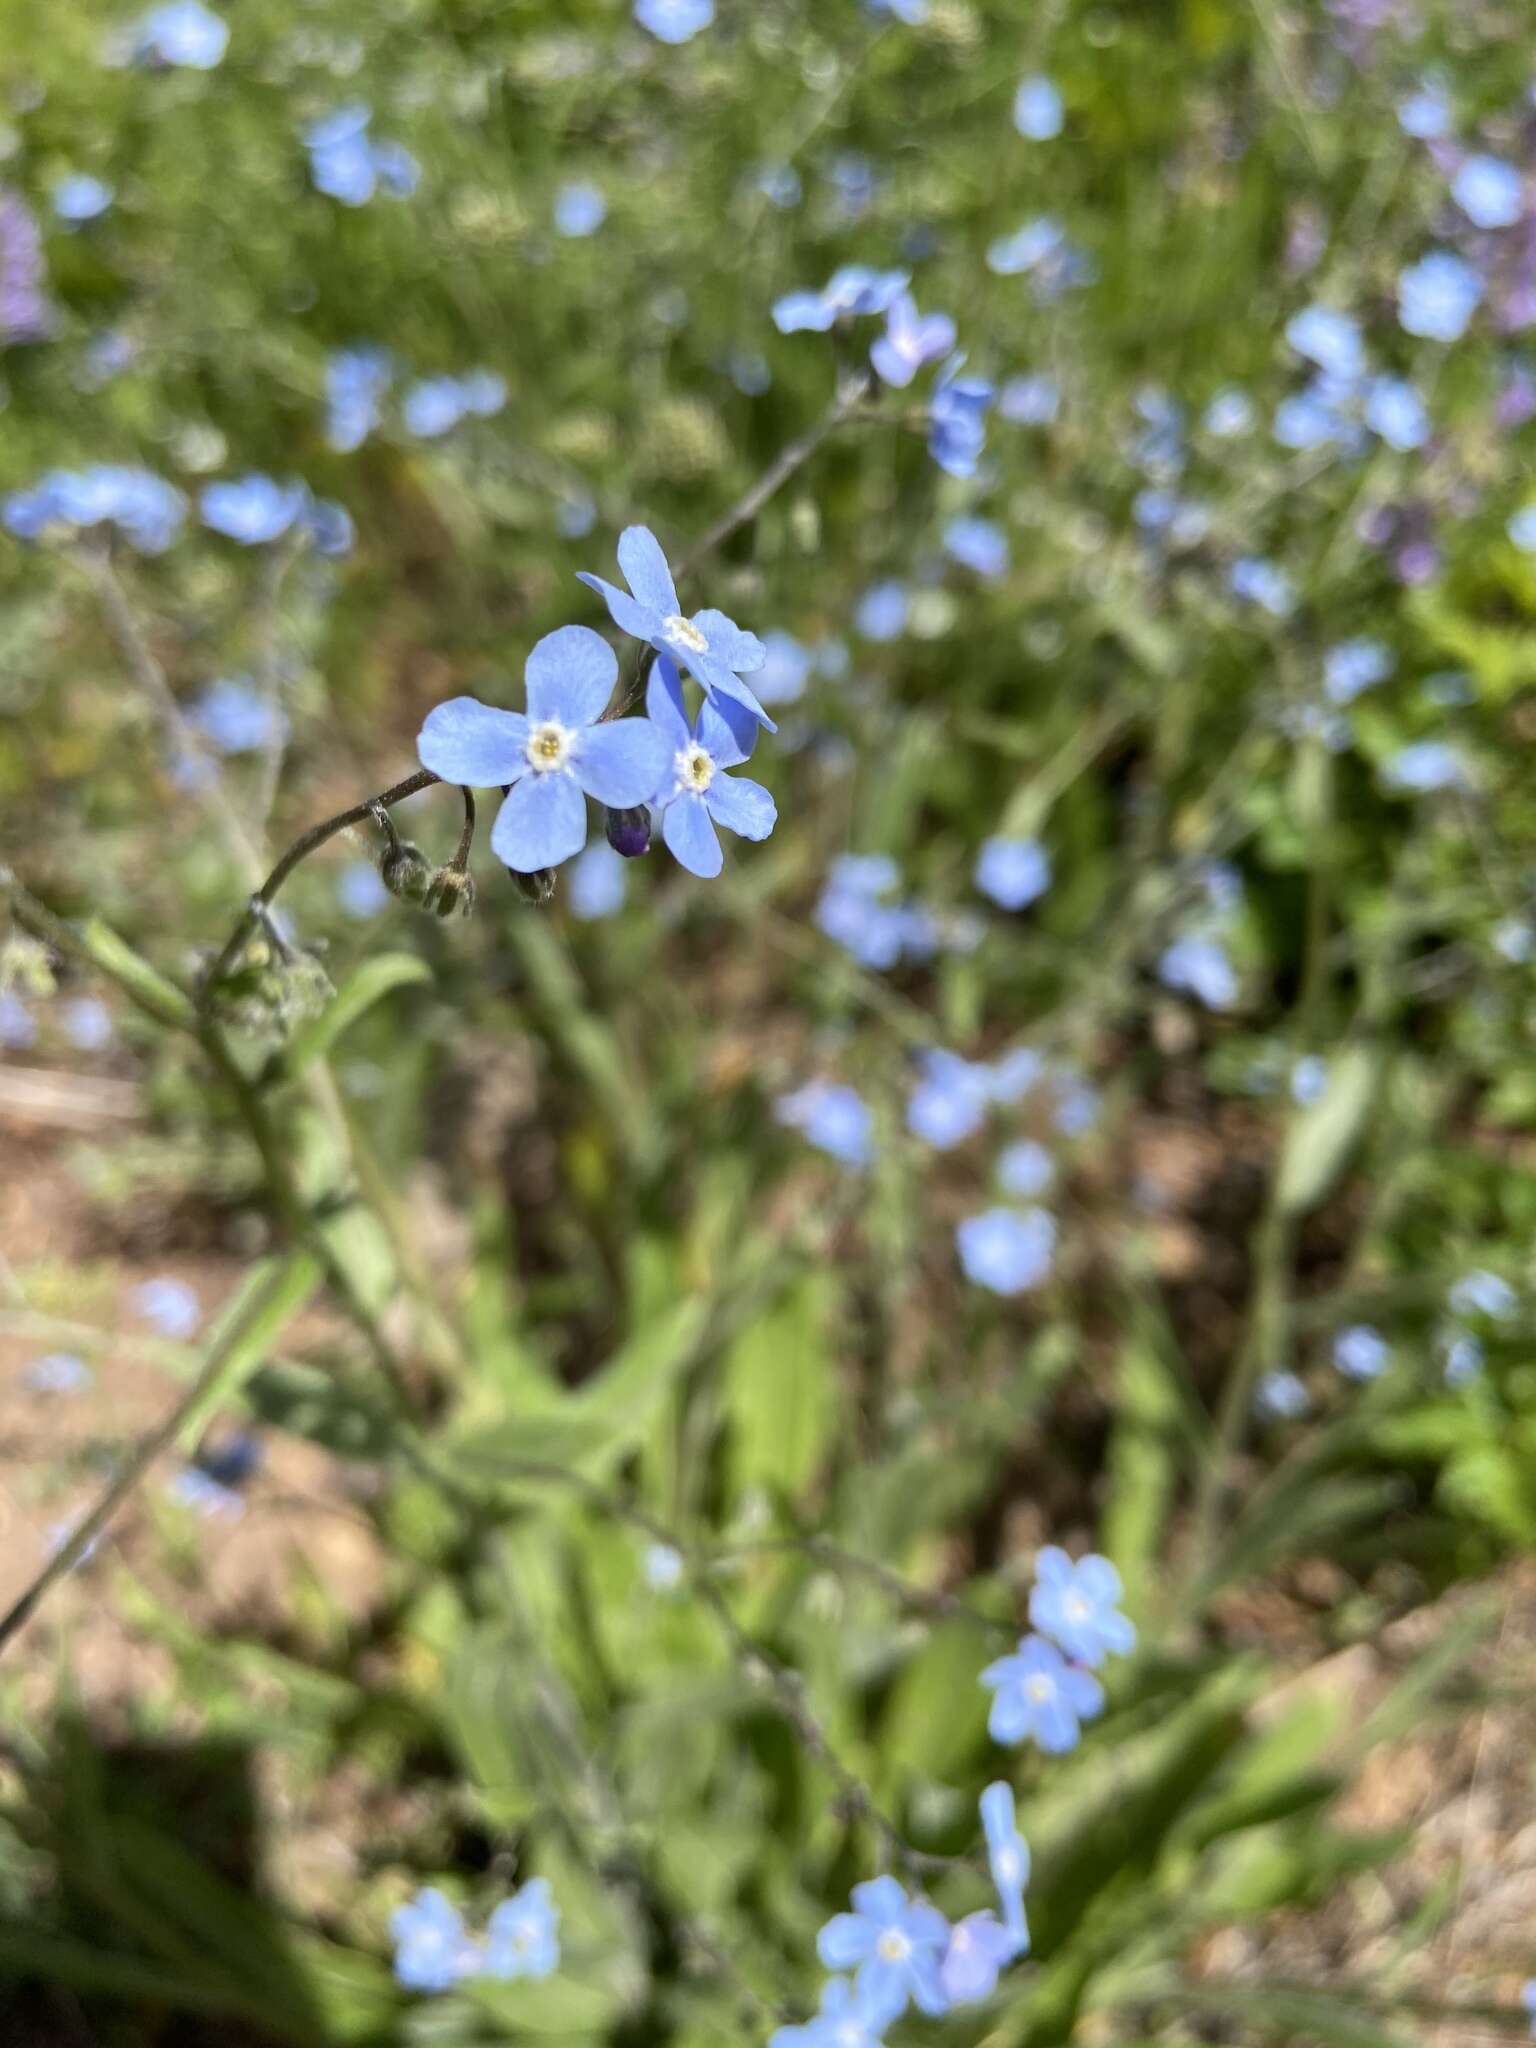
left=981, top=1548, right=1135, bottom=1754
left=304, top=105, right=419, bottom=207
left=416, top=526, right=777, bottom=882
left=391, top=1881, right=560, bottom=1994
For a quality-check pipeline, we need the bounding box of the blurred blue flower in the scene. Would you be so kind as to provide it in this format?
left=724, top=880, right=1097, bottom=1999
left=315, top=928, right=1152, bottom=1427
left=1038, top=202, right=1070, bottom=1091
left=986, top=216, right=1065, bottom=277
left=775, top=1081, right=875, bottom=1167
left=190, top=677, right=284, bottom=754
left=635, top=0, right=714, bottom=41
left=0, top=187, right=53, bottom=344
left=129, top=1, right=229, bottom=67
left=1494, top=917, right=1535, bottom=962
left=755, top=163, right=802, bottom=209
left=1289, top=1055, right=1329, bottom=1105
left=939, top=1912, right=1017, bottom=2004
left=5, top=467, right=185, bottom=552
left=870, top=293, right=956, bottom=388
left=756, top=629, right=813, bottom=707
left=418, top=626, right=667, bottom=874
left=391, top=1889, right=482, bottom=1994
left=643, top=1542, right=684, bottom=1590
left=1451, top=155, right=1524, bottom=230
left=1507, top=506, right=1536, bottom=550
left=1254, top=1369, right=1310, bottom=1420
left=553, top=181, right=606, bottom=237
left=868, top=0, right=928, bottom=19
left=1230, top=556, right=1295, bottom=617
left=1397, top=85, right=1451, bottom=139
left=0, top=992, right=35, bottom=1048
left=944, top=516, right=1009, bottom=578
left=1030, top=1547, right=1135, bottom=1667
left=645, top=657, right=776, bottom=878
left=769, top=1976, right=892, bottom=2048
left=1444, top=1332, right=1484, bottom=1386
left=1397, top=251, right=1483, bottom=342
left=1520, top=1977, right=1536, bottom=2034
left=1380, top=741, right=1466, bottom=793
left=1323, top=638, right=1394, bottom=706
left=135, top=1277, right=201, bottom=1339
left=1013, top=75, right=1064, bottom=140
left=52, top=175, right=113, bottom=224
left=306, top=106, right=417, bottom=207
left=23, top=1352, right=93, bottom=1395
left=975, top=836, right=1050, bottom=909
left=728, top=349, right=771, bottom=395
left=815, top=857, right=922, bottom=970
left=981, top=1633, right=1103, bottom=1752
left=326, top=347, right=392, bottom=452
left=998, top=1140, right=1053, bottom=1198
left=956, top=1207, right=1056, bottom=1295
left=1363, top=375, right=1430, bottom=451
left=999, top=373, right=1060, bottom=424
left=568, top=841, right=629, bottom=920
left=484, top=1879, right=559, bottom=1981
left=167, top=1466, right=245, bottom=1519
left=578, top=523, right=773, bottom=730
left=1204, top=389, right=1254, bottom=437
left=1334, top=1324, right=1389, bottom=1380
left=929, top=371, right=993, bottom=478
left=828, top=153, right=882, bottom=222
left=336, top=861, right=390, bottom=918
left=980, top=1781, right=1030, bottom=1949
left=1158, top=934, right=1239, bottom=1009
left=201, top=474, right=308, bottom=544
left=1286, top=304, right=1364, bottom=380
left=854, top=581, right=909, bottom=640
left=401, top=371, right=503, bottom=438
left=1052, top=1074, right=1099, bottom=1136
left=62, top=997, right=113, bottom=1051
left=772, top=266, right=909, bottom=334
left=907, top=1050, right=992, bottom=1149
left=557, top=494, right=598, bottom=540
left=817, top=1876, right=951, bottom=2023
left=306, top=499, right=354, bottom=557
left=1450, top=1269, right=1516, bottom=1321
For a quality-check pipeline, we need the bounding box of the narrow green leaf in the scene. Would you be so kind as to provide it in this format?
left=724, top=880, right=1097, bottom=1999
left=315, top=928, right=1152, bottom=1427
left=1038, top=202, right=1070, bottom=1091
left=1274, top=1043, right=1384, bottom=1216
left=287, top=950, right=433, bottom=1075
left=723, top=1273, right=838, bottom=1504
left=174, top=1250, right=322, bottom=1453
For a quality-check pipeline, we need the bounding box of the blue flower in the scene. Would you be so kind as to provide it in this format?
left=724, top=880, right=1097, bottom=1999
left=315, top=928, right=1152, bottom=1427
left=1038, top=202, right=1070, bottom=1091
left=855, top=581, right=909, bottom=641
left=130, top=0, right=228, bottom=66
left=769, top=1976, right=892, bottom=2048
left=191, top=677, right=285, bottom=754
left=772, top=266, right=909, bottom=334
left=1029, top=1547, right=1135, bottom=1668
left=929, top=371, right=993, bottom=479
left=634, top=0, right=714, bottom=41
left=939, top=1912, right=1017, bottom=2004
left=0, top=993, right=35, bottom=1049
left=326, top=347, right=392, bottom=452
left=756, top=629, right=813, bottom=707
left=907, top=1050, right=992, bottom=1148
left=1449, top=1269, right=1516, bottom=1321
left=484, top=1878, right=559, bottom=1981
left=998, top=1140, right=1053, bottom=1199
left=306, top=106, right=417, bottom=207
left=417, top=627, right=668, bottom=874
left=1397, top=251, right=1483, bottom=342
left=568, top=841, right=629, bottom=920
left=201, top=474, right=309, bottom=545
left=1285, top=305, right=1365, bottom=381
left=987, top=216, right=1065, bottom=277
left=1230, top=556, right=1295, bottom=617
left=4, top=467, right=185, bottom=553
left=755, top=163, right=802, bottom=209
left=1363, top=376, right=1429, bottom=451
left=1052, top=1073, right=1099, bottom=1136
left=62, top=998, right=114, bottom=1051
left=1444, top=1332, right=1484, bottom=1386
left=817, top=1876, right=951, bottom=2023
left=135, top=1277, right=201, bottom=1339
left=643, top=1542, right=684, bottom=1591
left=956, top=1207, right=1056, bottom=1295
left=390, top=1889, right=482, bottom=1994
left=1204, top=389, right=1253, bottom=437
left=775, top=1081, right=875, bottom=1167
left=1397, top=85, right=1450, bottom=139
left=975, top=836, right=1050, bottom=910
left=1158, top=935, right=1239, bottom=1009
left=578, top=524, right=773, bottom=731
left=815, top=857, right=921, bottom=969
left=1507, top=506, right=1536, bottom=551
left=1380, top=742, right=1466, bottom=793
left=1013, top=75, right=1063, bottom=140
left=1451, top=155, right=1524, bottom=230
left=1520, top=1977, right=1536, bottom=2035
left=867, top=0, right=928, bottom=19
left=645, top=657, right=776, bottom=878
left=870, top=294, right=956, bottom=388
left=981, top=1633, right=1103, bottom=1752
left=980, top=1781, right=1030, bottom=1951
left=1323, top=638, right=1393, bottom=706
left=553, top=182, right=606, bottom=237
left=336, top=861, right=390, bottom=919
left=167, top=1467, right=245, bottom=1519
left=1000, top=373, right=1060, bottom=424
left=52, top=175, right=113, bottom=224
left=1254, top=1370, right=1310, bottom=1420
left=1290, top=1055, right=1328, bottom=1105
left=1333, top=1325, right=1389, bottom=1381
left=944, top=516, right=1009, bottom=579
left=23, top=1352, right=93, bottom=1395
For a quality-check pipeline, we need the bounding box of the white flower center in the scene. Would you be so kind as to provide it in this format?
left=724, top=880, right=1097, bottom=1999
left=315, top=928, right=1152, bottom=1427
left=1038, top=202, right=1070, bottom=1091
left=1063, top=1592, right=1091, bottom=1622
left=836, top=2027, right=865, bottom=2048
left=1025, top=1674, right=1056, bottom=1704
left=677, top=744, right=715, bottom=794
left=664, top=613, right=709, bottom=655
left=526, top=720, right=574, bottom=773
left=875, top=1929, right=911, bottom=1964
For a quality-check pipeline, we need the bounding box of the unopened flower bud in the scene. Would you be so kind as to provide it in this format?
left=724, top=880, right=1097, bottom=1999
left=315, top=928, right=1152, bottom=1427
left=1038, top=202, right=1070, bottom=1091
left=508, top=866, right=556, bottom=907
left=381, top=839, right=432, bottom=902
left=424, top=865, right=476, bottom=920
left=604, top=805, right=652, bottom=859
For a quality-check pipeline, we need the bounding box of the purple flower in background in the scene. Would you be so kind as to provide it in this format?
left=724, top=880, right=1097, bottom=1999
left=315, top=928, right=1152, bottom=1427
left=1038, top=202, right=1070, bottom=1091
left=0, top=187, right=53, bottom=344
left=868, top=0, right=929, bottom=20
left=929, top=370, right=993, bottom=478
left=484, top=1880, right=560, bottom=1981
left=987, top=216, right=1066, bottom=278
left=644, top=657, right=776, bottom=878
left=1397, top=251, right=1483, bottom=342
left=956, top=1208, right=1056, bottom=1294
left=980, top=1782, right=1030, bottom=1950
left=417, top=627, right=667, bottom=873
left=1290, top=1055, right=1328, bottom=1105
left=870, top=295, right=957, bottom=388
left=168, top=1466, right=245, bottom=1519
left=975, top=837, right=1050, bottom=910
left=981, top=1633, right=1103, bottom=1752
left=134, top=1277, right=201, bottom=1339
left=1451, top=156, right=1524, bottom=231
left=1449, top=1269, right=1516, bottom=1321
left=1029, top=1547, right=1135, bottom=1667
left=5, top=468, right=186, bottom=552
left=578, top=524, right=773, bottom=730
left=391, top=1889, right=482, bottom=1994
left=1507, top=506, right=1536, bottom=551
left=1204, top=389, right=1254, bottom=437
left=1013, top=75, right=1064, bottom=140
left=62, top=998, right=113, bottom=1051
left=1230, top=557, right=1295, bottom=617
left=817, top=1876, right=951, bottom=2022
left=769, top=1976, right=893, bottom=2048
left=634, top=0, right=714, bottom=41
left=306, top=106, right=418, bottom=207
left=553, top=182, right=606, bottom=237
left=23, top=1353, right=93, bottom=1395
left=128, top=0, right=229, bottom=67
left=776, top=1081, right=875, bottom=1167
left=939, top=1912, right=1017, bottom=2004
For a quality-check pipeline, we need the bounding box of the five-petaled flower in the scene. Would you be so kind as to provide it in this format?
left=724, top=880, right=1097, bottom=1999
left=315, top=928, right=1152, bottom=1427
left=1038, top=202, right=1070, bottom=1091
left=768, top=1974, right=893, bottom=2048
left=484, top=1878, right=560, bottom=1981
left=416, top=625, right=669, bottom=873
left=870, top=294, right=957, bottom=388
left=1028, top=1547, right=1135, bottom=1668
left=390, top=1888, right=482, bottom=1993
left=645, top=656, right=776, bottom=877
left=980, top=1632, right=1104, bottom=1753
left=578, top=524, right=774, bottom=730
left=817, top=1875, right=951, bottom=2022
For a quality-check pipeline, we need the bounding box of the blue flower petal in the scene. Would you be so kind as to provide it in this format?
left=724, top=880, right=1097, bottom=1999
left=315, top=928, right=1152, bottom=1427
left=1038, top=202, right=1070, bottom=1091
left=491, top=772, right=588, bottom=871
left=850, top=1876, right=907, bottom=1925
left=617, top=525, right=681, bottom=615
left=694, top=656, right=777, bottom=733
left=907, top=1946, right=952, bottom=2017
left=525, top=624, right=617, bottom=728
left=705, top=772, right=776, bottom=842
left=695, top=693, right=756, bottom=767
left=577, top=570, right=661, bottom=643
left=817, top=1912, right=874, bottom=1970
left=418, top=696, right=530, bottom=784
left=692, top=607, right=766, bottom=674
left=662, top=791, right=722, bottom=876
left=646, top=657, right=693, bottom=749
left=573, top=718, right=670, bottom=806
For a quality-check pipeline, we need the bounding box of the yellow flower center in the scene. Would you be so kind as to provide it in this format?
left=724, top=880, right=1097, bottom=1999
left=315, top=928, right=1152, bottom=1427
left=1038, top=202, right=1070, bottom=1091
left=1063, top=1592, right=1090, bottom=1621
left=1025, top=1674, right=1056, bottom=1704
left=664, top=613, right=709, bottom=655
left=527, top=721, right=574, bottom=773
left=678, top=745, right=715, bottom=793
left=876, top=1929, right=911, bottom=1964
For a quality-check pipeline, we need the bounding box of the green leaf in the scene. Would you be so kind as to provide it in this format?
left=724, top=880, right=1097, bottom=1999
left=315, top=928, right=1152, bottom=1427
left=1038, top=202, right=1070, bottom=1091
left=723, top=1273, right=838, bottom=1504
left=286, top=951, right=433, bottom=1076
left=1274, top=1043, right=1384, bottom=1216
left=174, top=1250, right=323, bottom=1454
left=877, top=1622, right=990, bottom=1781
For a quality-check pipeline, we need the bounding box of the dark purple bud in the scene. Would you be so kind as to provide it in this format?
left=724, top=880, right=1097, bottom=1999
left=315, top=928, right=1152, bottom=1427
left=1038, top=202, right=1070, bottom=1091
left=604, top=805, right=652, bottom=859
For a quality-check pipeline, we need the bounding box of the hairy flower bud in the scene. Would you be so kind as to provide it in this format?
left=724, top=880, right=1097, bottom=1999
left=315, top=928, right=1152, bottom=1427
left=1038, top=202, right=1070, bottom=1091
left=424, top=865, right=476, bottom=920
left=381, top=839, right=433, bottom=902
left=604, top=805, right=652, bottom=859
left=508, top=866, right=556, bottom=907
